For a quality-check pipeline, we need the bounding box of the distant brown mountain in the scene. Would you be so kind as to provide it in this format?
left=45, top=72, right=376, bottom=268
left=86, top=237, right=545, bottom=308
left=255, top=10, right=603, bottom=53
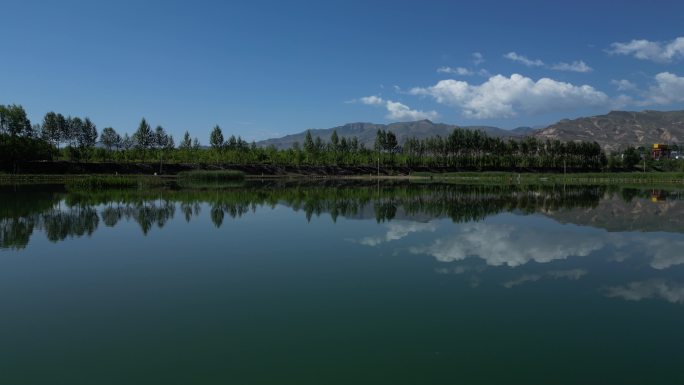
left=535, top=110, right=684, bottom=152
left=543, top=192, right=684, bottom=233
left=257, top=120, right=533, bottom=149
left=257, top=109, right=684, bottom=152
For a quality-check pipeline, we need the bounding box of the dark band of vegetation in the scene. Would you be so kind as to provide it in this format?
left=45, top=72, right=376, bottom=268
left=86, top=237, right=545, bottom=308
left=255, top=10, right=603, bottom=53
left=3, top=180, right=681, bottom=250
left=1, top=103, right=681, bottom=173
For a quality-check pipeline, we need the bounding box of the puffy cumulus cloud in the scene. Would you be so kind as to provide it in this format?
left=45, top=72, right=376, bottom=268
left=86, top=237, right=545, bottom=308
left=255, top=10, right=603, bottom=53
left=608, top=37, right=684, bottom=63
left=409, top=74, right=609, bottom=119
left=359, top=221, right=437, bottom=247
left=409, top=222, right=604, bottom=267
left=611, top=79, right=638, bottom=91
left=437, top=66, right=473, bottom=76
left=645, top=72, right=684, bottom=105
left=358, top=95, right=384, bottom=105
left=551, top=60, right=593, bottom=73
left=386, top=100, right=439, bottom=120
left=635, top=236, right=684, bottom=270
left=605, top=280, right=684, bottom=304
left=503, top=52, right=545, bottom=67
left=357, top=95, right=439, bottom=121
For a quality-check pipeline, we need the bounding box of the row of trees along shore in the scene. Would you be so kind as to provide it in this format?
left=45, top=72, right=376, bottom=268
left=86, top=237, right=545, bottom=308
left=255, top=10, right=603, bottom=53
left=0, top=104, right=678, bottom=171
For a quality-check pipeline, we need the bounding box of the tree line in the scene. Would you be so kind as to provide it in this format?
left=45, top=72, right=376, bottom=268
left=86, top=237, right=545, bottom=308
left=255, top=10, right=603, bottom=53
left=2, top=182, right=611, bottom=249
left=1, top=104, right=677, bottom=172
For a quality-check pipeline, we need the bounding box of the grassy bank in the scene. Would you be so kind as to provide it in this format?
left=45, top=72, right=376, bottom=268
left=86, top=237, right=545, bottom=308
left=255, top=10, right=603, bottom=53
left=2, top=170, right=684, bottom=189
left=65, top=175, right=168, bottom=190
left=408, top=171, right=684, bottom=185
left=176, top=170, right=245, bottom=182
left=0, top=174, right=167, bottom=189
left=176, top=170, right=246, bottom=189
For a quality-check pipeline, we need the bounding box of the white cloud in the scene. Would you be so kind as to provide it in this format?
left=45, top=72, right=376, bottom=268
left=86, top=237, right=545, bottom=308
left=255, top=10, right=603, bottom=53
left=437, top=66, right=491, bottom=77
left=503, top=52, right=545, bottom=67
left=472, top=52, right=485, bottom=65
left=358, top=95, right=439, bottom=121
left=608, top=37, right=684, bottom=63
left=611, top=79, right=637, bottom=91
left=606, top=280, right=684, bottom=304
left=409, top=222, right=603, bottom=267
left=359, top=95, right=384, bottom=105
left=386, top=101, right=439, bottom=120
left=359, top=221, right=437, bottom=246
left=551, top=60, right=593, bottom=73
left=437, top=66, right=473, bottom=76
left=409, top=74, right=609, bottom=119
left=645, top=72, right=684, bottom=105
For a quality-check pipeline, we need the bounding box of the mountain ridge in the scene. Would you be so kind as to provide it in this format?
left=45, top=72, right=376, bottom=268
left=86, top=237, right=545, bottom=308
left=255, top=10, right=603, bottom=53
left=257, top=119, right=534, bottom=149
left=534, top=109, right=684, bottom=151
left=257, top=109, right=684, bottom=151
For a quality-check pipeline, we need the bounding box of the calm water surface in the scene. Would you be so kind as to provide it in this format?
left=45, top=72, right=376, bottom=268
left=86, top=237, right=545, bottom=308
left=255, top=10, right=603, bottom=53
left=2, top=182, right=684, bottom=384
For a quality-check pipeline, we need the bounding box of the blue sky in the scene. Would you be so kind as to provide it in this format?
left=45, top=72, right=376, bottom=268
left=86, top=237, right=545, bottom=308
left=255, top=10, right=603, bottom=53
left=2, top=0, right=684, bottom=142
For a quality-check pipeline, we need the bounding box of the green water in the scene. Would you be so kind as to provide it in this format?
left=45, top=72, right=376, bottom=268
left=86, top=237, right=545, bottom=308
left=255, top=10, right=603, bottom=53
left=2, top=182, right=684, bottom=384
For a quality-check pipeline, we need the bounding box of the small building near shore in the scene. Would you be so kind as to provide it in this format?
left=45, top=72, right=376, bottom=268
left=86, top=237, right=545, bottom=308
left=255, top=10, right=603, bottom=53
left=652, top=144, right=671, bottom=160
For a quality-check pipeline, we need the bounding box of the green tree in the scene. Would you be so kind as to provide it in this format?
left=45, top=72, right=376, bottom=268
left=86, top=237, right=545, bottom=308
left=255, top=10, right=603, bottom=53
left=100, top=127, right=118, bottom=151
left=192, top=137, right=201, bottom=160
left=210, top=125, right=224, bottom=150
left=100, top=127, right=120, bottom=160
left=65, top=117, right=83, bottom=159
left=133, top=118, right=154, bottom=162
left=41, top=112, right=61, bottom=149
left=153, top=126, right=172, bottom=173
left=623, top=147, right=641, bottom=170
left=1, top=105, right=32, bottom=137
left=304, top=130, right=315, bottom=163
left=330, top=130, right=339, bottom=150
left=78, top=118, right=98, bottom=160
left=385, top=131, right=398, bottom=152
left=374, top=129, right=386, bottom=152
left=179, top=131, right=192, bottom=162
left=210, top=125, right=224, bottom=164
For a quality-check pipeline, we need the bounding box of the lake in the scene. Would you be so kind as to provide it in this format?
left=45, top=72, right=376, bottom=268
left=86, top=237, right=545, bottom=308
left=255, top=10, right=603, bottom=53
left=2, top=181, right=684, bottom=384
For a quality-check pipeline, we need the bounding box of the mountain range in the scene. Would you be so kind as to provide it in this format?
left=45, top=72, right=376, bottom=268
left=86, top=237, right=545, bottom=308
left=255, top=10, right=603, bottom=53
left=257, top=110, right=684, bottom=151
left=257, top=120, right=535, bottom=149
left=535, top=110, right=684, bottom=151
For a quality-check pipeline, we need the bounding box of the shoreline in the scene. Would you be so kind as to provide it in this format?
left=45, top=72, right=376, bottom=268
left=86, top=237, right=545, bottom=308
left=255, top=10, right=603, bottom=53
left=2, top=171, right=684, bottom=187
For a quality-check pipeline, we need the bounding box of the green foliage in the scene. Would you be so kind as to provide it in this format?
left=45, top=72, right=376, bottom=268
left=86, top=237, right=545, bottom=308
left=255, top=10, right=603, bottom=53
left=65, top=175, right=163, bottom=190
left=622, top=147, right=641, bottom=169
left=100, top=127, right=121, bottom=152
left=180, top=131, right=192, bottom=150
left=134, top=118, right=154, bottom=150
left=0, top=134, right=54, bottom=163
left=9, top=104, right=684, bottom=174
left=0, top=104, right=32, bottom=137
left=177, top=170, right=246, bottom=182
left=210, top=125, right=224, bottom=149
left=79, top=118, right=98, bottom=149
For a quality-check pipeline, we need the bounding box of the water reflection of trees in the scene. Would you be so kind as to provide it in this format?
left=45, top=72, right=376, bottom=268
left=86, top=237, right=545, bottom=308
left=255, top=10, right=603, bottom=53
left=1, top=182, right=678, bottom=249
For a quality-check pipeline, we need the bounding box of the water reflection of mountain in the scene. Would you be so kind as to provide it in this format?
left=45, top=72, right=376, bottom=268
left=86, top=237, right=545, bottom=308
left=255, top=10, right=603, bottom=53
left=1, top=182, right=683, bottom=249
left=544, top=189, right=684, bottom=233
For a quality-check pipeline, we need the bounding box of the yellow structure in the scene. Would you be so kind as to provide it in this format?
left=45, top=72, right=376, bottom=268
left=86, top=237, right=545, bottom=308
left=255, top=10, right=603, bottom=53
left=652, top=144, right=671, bottom=160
